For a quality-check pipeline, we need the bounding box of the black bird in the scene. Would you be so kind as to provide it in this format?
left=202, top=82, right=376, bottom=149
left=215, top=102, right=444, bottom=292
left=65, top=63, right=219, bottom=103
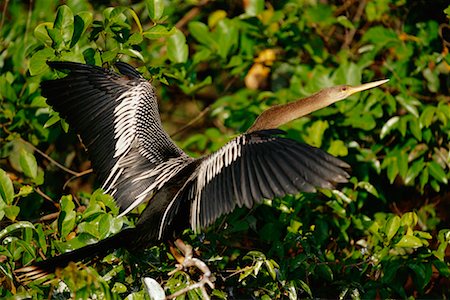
left=16, top=61, right=387, bottom=281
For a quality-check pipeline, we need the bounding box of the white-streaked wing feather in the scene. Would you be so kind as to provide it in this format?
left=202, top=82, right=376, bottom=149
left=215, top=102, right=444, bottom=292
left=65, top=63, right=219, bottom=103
left=185, top=130, right=350, bottom=231
left=42, top=62, right=189, bottom=214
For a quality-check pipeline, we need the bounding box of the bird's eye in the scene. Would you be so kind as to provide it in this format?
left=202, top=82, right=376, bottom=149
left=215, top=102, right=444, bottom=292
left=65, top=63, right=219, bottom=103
left=341, top=87, right=347, bottom=91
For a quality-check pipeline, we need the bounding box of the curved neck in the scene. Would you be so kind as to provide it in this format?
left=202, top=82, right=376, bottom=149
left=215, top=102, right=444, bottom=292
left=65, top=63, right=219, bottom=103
left=247, top=90, right=334, bottom=133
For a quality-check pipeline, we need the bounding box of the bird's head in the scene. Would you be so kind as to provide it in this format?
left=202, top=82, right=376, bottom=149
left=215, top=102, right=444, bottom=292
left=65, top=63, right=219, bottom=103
left=320, top=79, right=389, bottom=103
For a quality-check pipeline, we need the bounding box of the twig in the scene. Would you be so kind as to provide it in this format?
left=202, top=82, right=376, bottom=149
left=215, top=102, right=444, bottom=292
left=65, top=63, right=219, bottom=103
left=21, top=139, right=81, bottom=177
left=170, top=106, right=211, bottom=138
left=63, top=168, right=93, bottom=189
left=24, top=0, right=33, bottom=44
left=38, top=212, right=59, bottom=222
left=0, top=0, right=9, bottom=32
left=166, top=239, right=214, bottom=300
left=175, top=0, right=210, bottom=30
left=35, top=187, right=54, bottom=204
left=341, top=0, right=367, bottom=50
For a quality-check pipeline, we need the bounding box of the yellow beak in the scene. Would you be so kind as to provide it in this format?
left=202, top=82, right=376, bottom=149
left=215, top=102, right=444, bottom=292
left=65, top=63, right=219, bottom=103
left=347, top=79, right=389, bottom=96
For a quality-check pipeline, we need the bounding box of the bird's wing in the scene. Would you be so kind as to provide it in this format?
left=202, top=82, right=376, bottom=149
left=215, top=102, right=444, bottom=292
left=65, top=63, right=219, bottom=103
left=183, top=129, right=350, bottom=231
left=42, top=62, right=189, bottom=214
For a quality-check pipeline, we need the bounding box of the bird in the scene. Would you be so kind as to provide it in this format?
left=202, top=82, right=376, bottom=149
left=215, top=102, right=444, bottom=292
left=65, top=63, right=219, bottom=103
left=15, top=61, right=388, bottom=282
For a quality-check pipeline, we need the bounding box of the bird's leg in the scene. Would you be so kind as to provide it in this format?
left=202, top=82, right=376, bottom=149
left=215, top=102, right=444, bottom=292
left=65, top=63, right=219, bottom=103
left=167, top=239, right=214, bottom=300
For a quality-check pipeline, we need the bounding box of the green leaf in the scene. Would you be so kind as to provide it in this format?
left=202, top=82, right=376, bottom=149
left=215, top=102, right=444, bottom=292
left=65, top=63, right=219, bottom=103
left=70, top=12, right=93, bottom=47
left=419, top=106, right=436, bottom=128
left=244, top=0, right=264, bottom=16
left=29, top=48, right=54, bottom=76
left=44, top=114, right=61, bottom=128
left=98, top=213, right=112, bottom=239
left=298, top=280, right=312, bottom=297
left=143, top=25, right=176, bottom=39
left=54, top=5, right=74, bottom=45
left=0, top=169, right=14, bottom=204
left=387, top=158, right=399, bottom=183
left=433, top=260, right=450, bottom=277
left=4, top=205, right=20, bottom=221
left=327, top=140, right=348, bottom=157
left=128, top=32, right=143, bottom=45
left=146, top=0, right=165, bottom=21
left=316, top=264, right=333, bottom=281
left=19, top=149, right=38, bottom=179
left=16, top=185, right=33, bottom=197
left=264, top=259, right=277, bottom=280
left=401, top=212, right=418, bottom=227
left=380, top=116, right=399, bottom=139
left=112, top=282, right=128, bottom=293
left=336, top=15, right=355, bottom=29
left=216, top=18, right=238, bottom=59
left=0, top=221, right=35, bottom=241
left=428, top=161, right=448, bottom=184
left=408, top=118, right=422, bottom=141
left=238, top=266, right=254, bottom=282
left=34, top=22, right=53, bottom=45
left=167, top=29, right=188, bottom=63
left=304, top=120, right=329, bottom=148
left=357, top=181, right=379, bottom=198
left=396, top=235, right=423, bottom=248
left=409, top=263, right=432, bottom=292
left=405, top=159, right=424, bottom=185
left=420, top=168, right=429, bottom=191
left=397, top=151, right=408, bottom=179
left=384, top=215, right=400, bottom=241
left=188, top=21, right=217, bottom=49
left=58, top=195, right=77, bottom=238
left=423, top=68, right=439, bottom=93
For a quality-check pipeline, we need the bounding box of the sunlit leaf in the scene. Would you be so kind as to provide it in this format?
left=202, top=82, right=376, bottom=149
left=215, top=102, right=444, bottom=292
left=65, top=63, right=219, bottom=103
left=396, top=235, right=423, bottom=248
left=29, top=48, right=54, bottom=75
left=0, top=221, right=35, bottom=240
left=146, top=0, right=165, bottom=21
left=19, top=149, right=38, bottom=179
left=0, top=169, right=14, bottom=205
left=167, top=29, right=188, bottom=63
left=384, top=215, right=400, bottom=241
left=428, top=161, right=448, bottom=184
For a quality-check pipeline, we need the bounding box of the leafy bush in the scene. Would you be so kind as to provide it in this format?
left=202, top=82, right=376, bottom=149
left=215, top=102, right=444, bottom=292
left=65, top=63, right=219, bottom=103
left=1, top=0, right=449, bottom=298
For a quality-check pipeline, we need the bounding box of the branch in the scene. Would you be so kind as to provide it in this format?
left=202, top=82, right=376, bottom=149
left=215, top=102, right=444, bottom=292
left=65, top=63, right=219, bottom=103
left=170, top=106, right=211, bottom=138
left=21, top=138, right=85, bottom=177
left=63, top=168, right=93, bottom=189
left=166, top=239, right=214, bottom=300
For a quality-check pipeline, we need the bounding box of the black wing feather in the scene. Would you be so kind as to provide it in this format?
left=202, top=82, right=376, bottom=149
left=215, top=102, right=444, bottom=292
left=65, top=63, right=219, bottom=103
left=188, top=130, right=350, bottom=229
left=42, top=61, right=188, bottom=213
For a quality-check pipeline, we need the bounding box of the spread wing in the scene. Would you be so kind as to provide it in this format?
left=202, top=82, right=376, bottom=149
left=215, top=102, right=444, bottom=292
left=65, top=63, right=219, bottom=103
left=186, top=129, right=350, bottom=231
left=42, top=62, right=190, bottom=214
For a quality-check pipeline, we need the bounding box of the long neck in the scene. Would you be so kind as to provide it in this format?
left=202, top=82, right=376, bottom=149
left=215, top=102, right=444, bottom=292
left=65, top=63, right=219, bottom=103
left=247, top=90, right=334, bottom=133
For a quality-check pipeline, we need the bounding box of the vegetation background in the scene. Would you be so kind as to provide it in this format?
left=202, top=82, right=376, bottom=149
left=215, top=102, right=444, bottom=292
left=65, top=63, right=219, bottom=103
left=1, top=0, right=449, bottom=298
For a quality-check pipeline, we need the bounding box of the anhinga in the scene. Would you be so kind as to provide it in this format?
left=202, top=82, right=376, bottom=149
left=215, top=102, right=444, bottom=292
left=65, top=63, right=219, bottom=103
left=16, top=61, right=387, bottom=283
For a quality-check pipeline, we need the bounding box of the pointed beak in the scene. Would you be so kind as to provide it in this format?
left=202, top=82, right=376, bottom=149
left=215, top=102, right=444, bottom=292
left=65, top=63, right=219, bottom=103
left=347, top=79, right=389, bottom=96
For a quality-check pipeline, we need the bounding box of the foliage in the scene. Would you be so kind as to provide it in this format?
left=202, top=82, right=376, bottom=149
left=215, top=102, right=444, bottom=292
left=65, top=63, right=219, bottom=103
left=1, top=0, right=450, bottom=298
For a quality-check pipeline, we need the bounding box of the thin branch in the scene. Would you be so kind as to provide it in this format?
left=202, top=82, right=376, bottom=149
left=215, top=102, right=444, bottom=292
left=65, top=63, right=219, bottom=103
left=0, top=0, right=9, bottom=31
left=170, top=106, right=211, bottom=138
left=38, top=212, right=59, bottom=222
left=341, top=0, right=367, bottom=50
left=63, top=168, right=93, bottom=189
left=35, top=187, right=54, bottom=204
left=24, top=0, right=33, bottom=44
left=21, top=139, right=81, bottom=177
left=175, top=0, right=210, bottom=30
left=166, top=239, right=214, bottom=300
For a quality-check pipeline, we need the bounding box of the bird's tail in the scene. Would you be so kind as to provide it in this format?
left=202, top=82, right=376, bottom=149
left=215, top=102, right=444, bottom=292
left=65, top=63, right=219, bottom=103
left=15, top=227, right=136, bottom=284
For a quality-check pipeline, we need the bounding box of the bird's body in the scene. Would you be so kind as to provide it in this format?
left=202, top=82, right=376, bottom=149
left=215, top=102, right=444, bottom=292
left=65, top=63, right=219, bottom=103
left=16, top=62, right=387, bottom=281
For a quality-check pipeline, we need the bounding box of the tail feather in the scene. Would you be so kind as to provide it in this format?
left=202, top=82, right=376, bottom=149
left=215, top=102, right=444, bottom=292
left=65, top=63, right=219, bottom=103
left=15, top=228, right=136, bottom=284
